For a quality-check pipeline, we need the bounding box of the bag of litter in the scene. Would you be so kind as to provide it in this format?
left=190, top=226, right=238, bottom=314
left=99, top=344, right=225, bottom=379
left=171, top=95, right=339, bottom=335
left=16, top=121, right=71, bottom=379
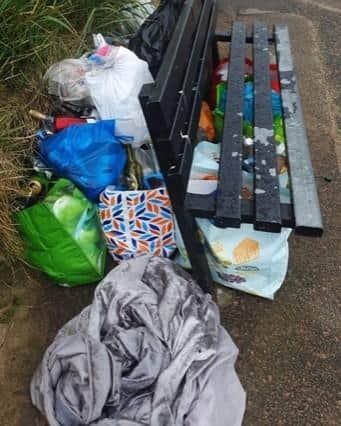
left=39, top=120, right=127, bottom=202
left=176, top=221, right=291, bottom=300
left=129, top=0, right=185, bottom=77
left=200, top=222, right=291, bottom=300
left=85, top=45, right=154, bottom=147
left=44, top=58, right=91, bottom=104
left=16, top=179, right=106, bottom=286
left=99, top=186, right=176, bottom=261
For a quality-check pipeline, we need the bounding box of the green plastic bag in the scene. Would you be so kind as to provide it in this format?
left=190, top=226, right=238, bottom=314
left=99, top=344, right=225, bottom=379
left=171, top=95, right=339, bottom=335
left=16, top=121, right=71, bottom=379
left=16, top=179, right=106, bottom=286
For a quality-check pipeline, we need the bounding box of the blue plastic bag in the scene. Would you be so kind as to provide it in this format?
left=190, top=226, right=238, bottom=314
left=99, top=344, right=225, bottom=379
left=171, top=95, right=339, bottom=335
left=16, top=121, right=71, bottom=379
left=219, top=82, right=282, bottom=123
left=39, top=120, right=127, bottom=201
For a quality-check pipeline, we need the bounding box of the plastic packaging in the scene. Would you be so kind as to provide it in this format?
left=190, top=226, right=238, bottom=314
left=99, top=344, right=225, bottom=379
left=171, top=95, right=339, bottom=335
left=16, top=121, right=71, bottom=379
left=210, top=57, right=281, bottom=106
left=44, top=58, right=91, bottom=103
left=199, top=101, right=216, bottom=141
left=85, top=45, right=154, bottom=147
left=134, top=142, right=160, bottom=177
left=214, top=82, right=282, bottom=141
left=129, top=0, right=185, bottom=77
left=16, top=179, right=106, bottom=286
left=39, top=120, right=127, bottom=202
left=242, top=82, right=282, bottom=122
left=99, top=186, right=176, bottom=261
left=187, top=141, right=291, bottom=203
left=125, top=144, right=144, bottom=190
left=274, top=115, right=285, bottom=144
left=128, top=142, right=163, bottom=188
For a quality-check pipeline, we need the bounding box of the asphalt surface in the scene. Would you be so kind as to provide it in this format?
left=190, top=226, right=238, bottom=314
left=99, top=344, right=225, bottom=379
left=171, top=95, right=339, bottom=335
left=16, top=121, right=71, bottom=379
left=216, top=1, right=341, bottom=424
left=0, top=1, right=340, bottom=425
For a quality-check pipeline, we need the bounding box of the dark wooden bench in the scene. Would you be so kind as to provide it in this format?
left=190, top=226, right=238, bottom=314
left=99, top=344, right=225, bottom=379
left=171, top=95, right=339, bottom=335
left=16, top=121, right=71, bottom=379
left=140, top=0, right=323, bottom=295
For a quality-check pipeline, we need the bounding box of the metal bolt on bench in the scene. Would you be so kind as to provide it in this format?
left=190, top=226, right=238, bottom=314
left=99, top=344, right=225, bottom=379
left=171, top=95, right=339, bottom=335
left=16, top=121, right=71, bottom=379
left=140, top=0, right=323, bottom=296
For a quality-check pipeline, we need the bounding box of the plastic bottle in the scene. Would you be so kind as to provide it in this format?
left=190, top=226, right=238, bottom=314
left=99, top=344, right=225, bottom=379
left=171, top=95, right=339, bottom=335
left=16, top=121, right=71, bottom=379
left=29, top=109, right=91, bottom=132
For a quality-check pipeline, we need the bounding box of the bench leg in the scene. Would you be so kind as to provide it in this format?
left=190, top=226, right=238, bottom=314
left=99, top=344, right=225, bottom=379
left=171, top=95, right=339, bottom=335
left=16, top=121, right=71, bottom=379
left=166, top=174, right=215, bottom=297
left=140, top=103, right=215, bottom=296
left=176, top=209, right=215, bottom=297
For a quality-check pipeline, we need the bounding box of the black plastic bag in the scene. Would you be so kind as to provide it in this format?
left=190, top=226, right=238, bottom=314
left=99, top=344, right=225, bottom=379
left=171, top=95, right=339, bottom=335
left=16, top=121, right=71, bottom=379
left=129, top=0, right=185, bottom=78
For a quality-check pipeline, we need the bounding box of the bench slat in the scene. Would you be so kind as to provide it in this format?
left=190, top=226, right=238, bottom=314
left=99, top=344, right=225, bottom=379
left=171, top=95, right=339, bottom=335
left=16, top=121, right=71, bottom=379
left=169, top=0, right=214, bottom=159
left=275, top=25, right=323, bottom=236
left=254, top=23, right=282, bottom=232
left=168, top=0, right=217, bottom=191
left=214, top=31, right=275, bottom=44
left=185, top=189, right=294, bottom=227
left=148, top=0, right=203, bottom=134
left=215, top=21, right=246, bottom=228
left=185, top=192, right=216, bottom=217
left=187, top=1, right=217, bottom=146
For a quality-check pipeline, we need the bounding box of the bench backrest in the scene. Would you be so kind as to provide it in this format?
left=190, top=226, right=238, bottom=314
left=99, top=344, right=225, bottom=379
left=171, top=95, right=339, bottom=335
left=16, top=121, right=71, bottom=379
left=140, top=0, right=216, bottom=172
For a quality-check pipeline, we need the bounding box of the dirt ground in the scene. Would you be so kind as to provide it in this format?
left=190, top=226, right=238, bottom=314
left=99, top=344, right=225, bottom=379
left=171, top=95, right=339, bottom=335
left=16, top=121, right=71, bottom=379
left=0, top=1, right=340, bottom=425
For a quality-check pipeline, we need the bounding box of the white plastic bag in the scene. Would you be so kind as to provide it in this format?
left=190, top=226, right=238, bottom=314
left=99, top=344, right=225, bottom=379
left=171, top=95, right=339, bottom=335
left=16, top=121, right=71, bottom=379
left=85, top=45, right=154, bottom=147
left=134, top=142, right=160, bottom=177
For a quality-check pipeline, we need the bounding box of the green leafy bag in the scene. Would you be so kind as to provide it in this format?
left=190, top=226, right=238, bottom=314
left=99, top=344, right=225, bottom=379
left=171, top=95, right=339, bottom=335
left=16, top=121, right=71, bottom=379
left=16, top=179, right=106, bottom=286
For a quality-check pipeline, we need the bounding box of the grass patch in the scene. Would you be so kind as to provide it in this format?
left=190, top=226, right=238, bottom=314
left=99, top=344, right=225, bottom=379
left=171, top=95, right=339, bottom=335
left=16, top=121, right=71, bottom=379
left=0, top=0, right=153, bottom=265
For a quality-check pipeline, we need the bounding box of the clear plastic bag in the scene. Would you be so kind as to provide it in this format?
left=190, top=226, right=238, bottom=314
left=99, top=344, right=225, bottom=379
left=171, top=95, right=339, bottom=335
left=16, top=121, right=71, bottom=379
left=44, top=58, right=91, bottom=103
left=134, top=142, right=160, bottom=176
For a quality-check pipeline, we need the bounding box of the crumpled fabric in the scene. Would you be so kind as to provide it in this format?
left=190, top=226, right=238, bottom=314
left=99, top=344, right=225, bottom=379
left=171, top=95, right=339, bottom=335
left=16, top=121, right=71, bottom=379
left=31, top=256, right=245, bottom=425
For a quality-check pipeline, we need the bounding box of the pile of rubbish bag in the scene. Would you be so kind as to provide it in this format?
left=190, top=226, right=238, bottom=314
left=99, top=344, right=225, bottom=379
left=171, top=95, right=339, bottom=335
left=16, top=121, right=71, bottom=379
left=16, top=32, right=177, bottom=287
left=14, top=1, right=186, bottom=289
left=15, top=3, right=291, bottom=299
left=19, top=4, right=249, bottom=425
left=15, top=3, right=301, bottom=423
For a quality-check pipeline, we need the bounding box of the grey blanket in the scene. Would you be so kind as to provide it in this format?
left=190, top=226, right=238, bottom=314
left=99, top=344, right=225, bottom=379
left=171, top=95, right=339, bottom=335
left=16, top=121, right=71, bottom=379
left=31, top=256, right=245, bottom=425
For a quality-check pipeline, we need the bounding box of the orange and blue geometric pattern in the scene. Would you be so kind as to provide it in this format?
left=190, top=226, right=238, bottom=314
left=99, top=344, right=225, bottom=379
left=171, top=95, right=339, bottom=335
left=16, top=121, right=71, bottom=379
left=98, top=186, right=176, bottom=261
